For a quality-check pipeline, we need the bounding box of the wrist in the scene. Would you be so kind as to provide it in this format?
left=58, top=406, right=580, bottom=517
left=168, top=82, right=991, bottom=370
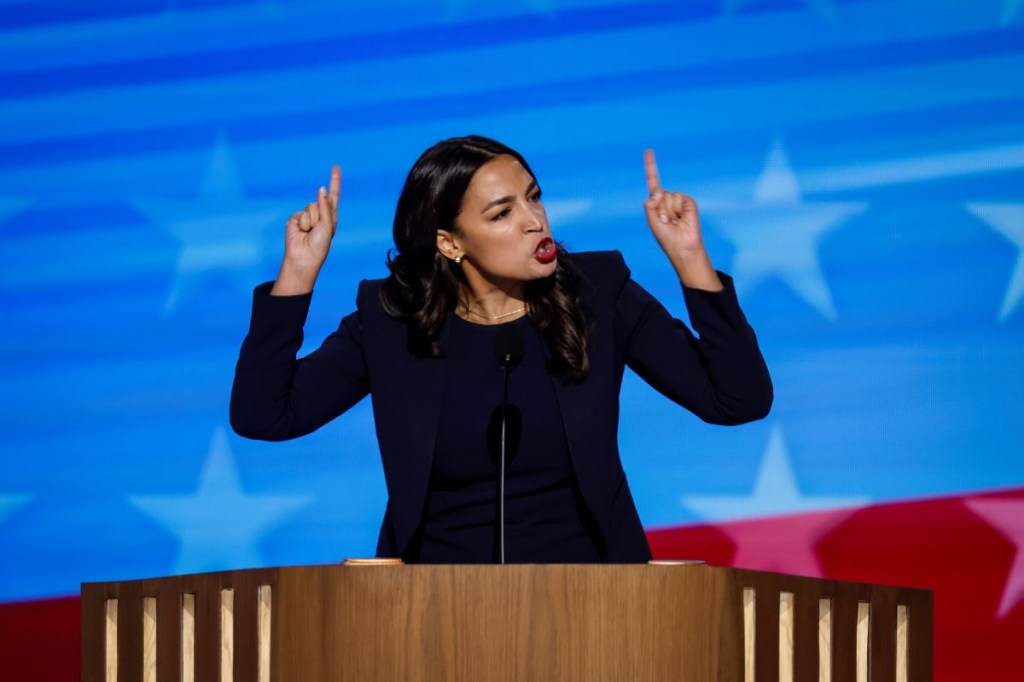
left=666, top=248, right=723, bottom=292
left=271, top=259, right=321, bottom=296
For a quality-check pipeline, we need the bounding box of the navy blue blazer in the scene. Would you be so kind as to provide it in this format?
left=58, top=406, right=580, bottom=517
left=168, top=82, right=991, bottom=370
left=230, top=251, right=772, bottom=562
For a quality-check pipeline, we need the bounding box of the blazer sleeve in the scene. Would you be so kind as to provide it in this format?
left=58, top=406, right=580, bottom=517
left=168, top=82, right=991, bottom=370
left=615, top=259, right=773, bottom=425
left=229, top=282, right=370, bottom=441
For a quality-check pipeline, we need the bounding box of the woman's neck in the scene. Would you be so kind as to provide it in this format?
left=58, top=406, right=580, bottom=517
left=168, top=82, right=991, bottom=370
left=457, top=281, right=527, bottom=324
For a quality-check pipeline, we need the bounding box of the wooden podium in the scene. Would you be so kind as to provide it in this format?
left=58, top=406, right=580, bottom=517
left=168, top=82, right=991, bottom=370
left=82, top=563, right=931, bottom=681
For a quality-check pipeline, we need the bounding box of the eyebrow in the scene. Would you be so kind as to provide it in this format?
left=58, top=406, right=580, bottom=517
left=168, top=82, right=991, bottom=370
left=480, top=179, right=538, bottom=214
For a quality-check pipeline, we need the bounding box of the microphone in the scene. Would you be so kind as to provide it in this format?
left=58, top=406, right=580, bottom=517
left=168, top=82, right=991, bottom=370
left=493, top=324, right=524, bottom=564
left=494, top=324, right=524, bottom=368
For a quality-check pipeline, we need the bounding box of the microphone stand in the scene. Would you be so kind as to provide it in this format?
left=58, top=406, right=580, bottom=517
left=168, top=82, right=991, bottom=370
left=493, top=323, right=523, bottom=565
left=499, top=360, right=511, bottom=564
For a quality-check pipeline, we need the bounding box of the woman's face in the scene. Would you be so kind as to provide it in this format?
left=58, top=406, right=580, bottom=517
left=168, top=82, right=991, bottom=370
left=437, top=154, right=557, bottom=296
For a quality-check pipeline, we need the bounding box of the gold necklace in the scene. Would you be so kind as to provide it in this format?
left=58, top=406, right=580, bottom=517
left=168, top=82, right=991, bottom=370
left=464, top=306, right=526, bottom=321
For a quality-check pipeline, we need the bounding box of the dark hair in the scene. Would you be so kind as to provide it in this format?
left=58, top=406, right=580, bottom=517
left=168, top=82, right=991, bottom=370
left=380, top=135, right=591, bottom=381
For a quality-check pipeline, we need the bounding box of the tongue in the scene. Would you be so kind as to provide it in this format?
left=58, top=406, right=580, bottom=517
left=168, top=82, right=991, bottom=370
left=535, top=240, right=556, bottom=264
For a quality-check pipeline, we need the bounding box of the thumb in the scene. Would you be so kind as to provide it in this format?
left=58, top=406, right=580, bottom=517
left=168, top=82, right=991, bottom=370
left=644, top=192, right=668, bottom=225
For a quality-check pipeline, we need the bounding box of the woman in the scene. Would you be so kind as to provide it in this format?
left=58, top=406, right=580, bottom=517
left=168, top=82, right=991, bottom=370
left=230, top=135, right=772, bottom=564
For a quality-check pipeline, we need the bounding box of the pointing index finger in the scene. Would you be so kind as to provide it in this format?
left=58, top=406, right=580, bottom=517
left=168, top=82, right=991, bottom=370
left=328, top=165, right=342, bottom=204
left=644, top=148, right=661, bottom=196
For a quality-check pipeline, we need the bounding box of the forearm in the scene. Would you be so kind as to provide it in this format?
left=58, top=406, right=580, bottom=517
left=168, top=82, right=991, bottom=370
left=230, top=283, right=369, bottom=441
left=680, top=276, right=772, bottom=422
left=230, top=284, right=312, bottom=440
left=270, top=258, right=322, bottom=296
left=623, top=274, right=772, bottom=425
left=664, top=247, right=723, bottom=293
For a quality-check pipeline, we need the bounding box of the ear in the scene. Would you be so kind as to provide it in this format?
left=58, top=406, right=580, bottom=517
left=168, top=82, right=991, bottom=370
left=436, top=229, right=462, bottom=261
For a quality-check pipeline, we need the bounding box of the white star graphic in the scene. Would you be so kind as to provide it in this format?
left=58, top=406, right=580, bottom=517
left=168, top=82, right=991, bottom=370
left=129, top=427, right=313, bottom=575
left=965, top=497, right=1024, bottom=618
left=682, top=427, right=868, bottom=577
left=710, top=138, right=867, bottom=321
left=1003, top=0, right=1022, bottom=25
left=967, top=203, right=1024, bottom=321
left=0, top=494, right=32, bottom=524
left=133, top=136, right=294, bottom=313
left=720, top=509, right=858, bottom=577
left=722, top=0, right=838, bottom=23
left=682, top=426, right=869, bottom=522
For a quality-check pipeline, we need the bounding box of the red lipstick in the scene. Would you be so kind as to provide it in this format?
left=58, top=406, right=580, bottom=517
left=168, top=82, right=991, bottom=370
left=534, top=238, right=557, bottom=264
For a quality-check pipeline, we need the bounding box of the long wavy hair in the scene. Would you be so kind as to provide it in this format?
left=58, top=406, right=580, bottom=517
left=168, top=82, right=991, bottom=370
left=380, top=135, right=591, bottom=381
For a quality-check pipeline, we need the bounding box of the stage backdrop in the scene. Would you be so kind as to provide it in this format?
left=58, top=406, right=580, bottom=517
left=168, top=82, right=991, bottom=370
left=1, top=0, right=1022, bottom=679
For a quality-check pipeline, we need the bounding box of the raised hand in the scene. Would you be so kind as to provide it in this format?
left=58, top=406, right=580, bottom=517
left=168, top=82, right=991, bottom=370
left=642, top=150, right=722, bottom=291
left=642, top=149, right=705, bottom=256
left=272, top=166, right=341, bottom=296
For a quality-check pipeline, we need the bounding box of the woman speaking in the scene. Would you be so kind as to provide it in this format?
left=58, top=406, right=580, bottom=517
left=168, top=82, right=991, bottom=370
left=230, top=135, right=772, bottom=564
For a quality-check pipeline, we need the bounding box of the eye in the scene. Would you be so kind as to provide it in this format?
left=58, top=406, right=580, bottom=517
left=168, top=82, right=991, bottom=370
left=529, top=189, right=542, bottom=202
left=491, top=207, right=511, bottom=221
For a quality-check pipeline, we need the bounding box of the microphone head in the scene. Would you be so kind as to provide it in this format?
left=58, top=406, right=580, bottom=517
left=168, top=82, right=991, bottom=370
left=494, top=323, right=525, bottom=368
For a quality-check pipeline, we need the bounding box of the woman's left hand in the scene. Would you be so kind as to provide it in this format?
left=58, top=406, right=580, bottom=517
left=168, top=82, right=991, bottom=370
left=642, top=149, right=723, bottom=291
left=643, top=149, right=705, bottom=255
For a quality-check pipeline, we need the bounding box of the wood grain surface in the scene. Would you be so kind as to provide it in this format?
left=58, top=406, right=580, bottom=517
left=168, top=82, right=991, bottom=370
left=80, top=564, right=932, bottom=682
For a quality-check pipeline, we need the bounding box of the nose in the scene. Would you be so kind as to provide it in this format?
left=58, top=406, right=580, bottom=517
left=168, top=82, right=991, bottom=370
left=522, top=201, right=544, bottom=232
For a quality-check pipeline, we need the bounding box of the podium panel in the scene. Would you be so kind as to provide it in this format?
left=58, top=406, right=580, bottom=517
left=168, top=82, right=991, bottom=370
left=82, top=564, right=931, bottom=681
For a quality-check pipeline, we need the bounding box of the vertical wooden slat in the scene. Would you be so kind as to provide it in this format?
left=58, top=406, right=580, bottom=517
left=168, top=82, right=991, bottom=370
left=792, top=584, right=819, bottom=682
left=181, top=593, right=196, bottom=682
left=154, top=580, right=182, bottom=682
left=81, top=586, right=107, bottom=682
left=856, top=602, right=870, bottom=682
left=142, top=597, right=156, bottom=682
left=744, top=587, right=756, bottom=682
left=907, top=593, right=933, bottom=682
left=896, top=605, right=909, bottom=682
left=819, top=599, right=833, bottom=682
left=832, top=594, right=857, bottom=682
left=779, top=592, right=795, bottom=682
left=118, top=584, right=144, bottom=682
left=104, top=599, right=118, bottom=682
left=232, top=574, right=259, bottom=682
left=756, top=582, right=781, bottom=682
left=221, top=588, right=235, bottom=682
left=196, top=581, right=221, bottom=680
left=258, top=585, right=272, bottom=682
left=870, top=594, right=896, bottom=682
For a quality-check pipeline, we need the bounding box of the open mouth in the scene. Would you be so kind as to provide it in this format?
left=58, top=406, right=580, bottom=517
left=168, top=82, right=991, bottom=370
left=534, top=238, right=557, bottom=264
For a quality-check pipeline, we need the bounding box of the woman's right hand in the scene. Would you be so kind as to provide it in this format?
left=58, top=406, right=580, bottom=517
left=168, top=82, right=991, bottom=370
left=272, top=166, right=341, bottom=296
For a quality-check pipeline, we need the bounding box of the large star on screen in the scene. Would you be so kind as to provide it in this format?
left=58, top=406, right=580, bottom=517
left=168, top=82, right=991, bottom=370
left=965, top=497, right=1024, bottom=619
left=681, top=427, right=868, bottom=577
left=133, top=137, right=294, bottom=314
left=681, top=426, right=869, bottom=522
left=967, top=203, right=1024, bottom=322
left=709, top=138, right=867, bottom=321
left=129, top=427, right=313, bottom=575
left=720, top=508, right=859, bottom=578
